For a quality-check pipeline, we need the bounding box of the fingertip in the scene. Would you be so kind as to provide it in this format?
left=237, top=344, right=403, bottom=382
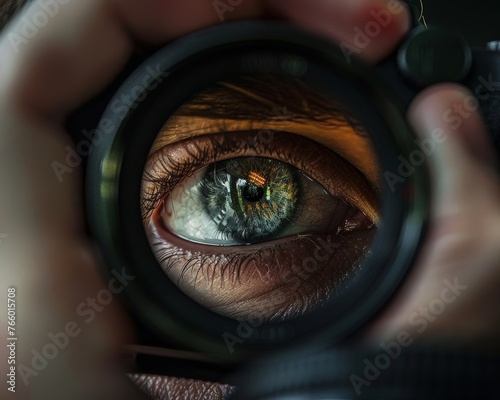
left=408, top=83, right=470, bottom=124
left=408, top=83, right=498, bottom=169
left=270, top=0, right=411, bottom=63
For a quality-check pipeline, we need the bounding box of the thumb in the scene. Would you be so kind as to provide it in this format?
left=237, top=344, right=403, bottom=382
left=408, top=83, right=499, bottom=216
left=365, top=84, right=500, bottom=342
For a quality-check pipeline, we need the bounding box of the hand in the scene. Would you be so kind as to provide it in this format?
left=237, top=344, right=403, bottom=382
left=4, top=1, right=497, bottom=400
left=0, top=1, right=409, bottom=398
left=368, top=84, right=500, bottom=346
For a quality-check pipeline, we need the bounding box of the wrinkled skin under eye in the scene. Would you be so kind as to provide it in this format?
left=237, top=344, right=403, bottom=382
left=142, top=131, right=378, bottom=321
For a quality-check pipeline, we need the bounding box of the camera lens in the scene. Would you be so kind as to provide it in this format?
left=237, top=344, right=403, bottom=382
left=86, top=21, right=428, bottom=360
left=142, top=74, right=380, bottom=322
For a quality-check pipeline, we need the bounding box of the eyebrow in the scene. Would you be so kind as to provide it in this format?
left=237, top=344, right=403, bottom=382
left=176, top=75, right=364, bottom=131
left=150, top=75, right=380, bottom=190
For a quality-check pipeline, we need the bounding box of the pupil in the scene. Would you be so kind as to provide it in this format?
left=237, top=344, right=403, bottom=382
left=243, top=183, right=264, bottom=202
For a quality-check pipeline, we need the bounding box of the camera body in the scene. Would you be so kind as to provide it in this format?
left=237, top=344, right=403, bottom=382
left=66, top=0, right=500, bottom=391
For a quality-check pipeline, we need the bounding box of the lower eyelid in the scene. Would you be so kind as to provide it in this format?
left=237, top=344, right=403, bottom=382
left=147, top=207, right=376, bottom=320
left=143, top=130, right=379, bottom=319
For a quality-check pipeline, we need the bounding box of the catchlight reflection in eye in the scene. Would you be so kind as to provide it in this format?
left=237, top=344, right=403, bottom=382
left=141, top=76, right=380, bottom=322
left=164, top=157, right=352, bottom=246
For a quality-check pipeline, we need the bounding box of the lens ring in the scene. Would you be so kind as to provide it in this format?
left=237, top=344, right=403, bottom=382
left=86, top=21, right=429, bottom=362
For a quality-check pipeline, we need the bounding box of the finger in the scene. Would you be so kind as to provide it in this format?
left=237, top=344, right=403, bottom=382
left=0, top=0, right=413, bottom=254
left=0, top=118, right=145, bottom=398
left=0, top=0, right=272, bottom=336
left=405, top=84, right=500, bottom=303
left=365, top=84, right=500, bottom=341
left=1, top=0, right=270, bottom=114
left=116, top=0, right=268, bottom=44
left=2, top=0, right=411, bottom=115
left=409, top=84, right=499, bottom=170
left=408, top=84, right=500, bottom=214
left=0, top=1, right=410, bottom=394
left=269, top=0, right=411, bottom=63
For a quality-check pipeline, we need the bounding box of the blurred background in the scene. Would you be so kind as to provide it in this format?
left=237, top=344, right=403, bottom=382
left=423, top=0, right=499, bottom=45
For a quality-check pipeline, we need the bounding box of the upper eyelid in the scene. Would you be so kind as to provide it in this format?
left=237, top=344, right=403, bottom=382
left=147, top=113, right=336, bottom=158
left=150, top=116, right=379, bottom=189
left=142, top=130, right=379, bottom=223
left=148, top=118, right=262, bottom=159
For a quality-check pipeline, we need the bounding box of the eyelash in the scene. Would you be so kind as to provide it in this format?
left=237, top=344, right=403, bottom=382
left=142, top=126, right=377, bottom=320
left=141, top=143, right=213, bottom=219
left=141, top=124, right=376, bottom=221
left=148, top=232, right=342, bottom=321
left=151, top=237, right=270, bottom=285
left=142, top=125, right=248, bottom=219
left=142, top=129, right=309, bottom=266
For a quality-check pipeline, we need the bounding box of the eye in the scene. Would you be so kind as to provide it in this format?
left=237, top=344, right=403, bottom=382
left=141, top=77, right=380, bottom=322
left=143, top=131, right=378, bottom=321
left=163, top=156, right=355, bottom=246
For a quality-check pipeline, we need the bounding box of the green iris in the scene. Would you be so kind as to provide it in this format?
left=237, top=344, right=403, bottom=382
left=200, top=157, right=301, bottom=243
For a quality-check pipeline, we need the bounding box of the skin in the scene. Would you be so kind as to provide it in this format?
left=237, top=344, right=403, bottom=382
left=145, top=122, right=379, bottom=320
left=150, top=116, right=380, bottom=186
left=0, top=1, right=499, bottom=399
